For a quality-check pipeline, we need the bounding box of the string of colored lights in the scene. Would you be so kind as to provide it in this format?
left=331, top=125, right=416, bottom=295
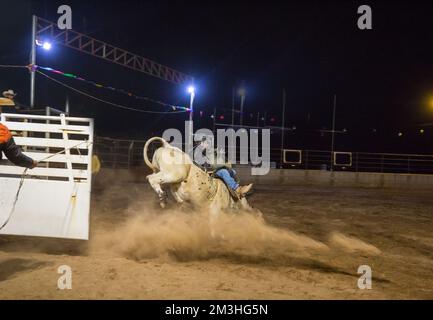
left=36, top=70, right=188, bottom=114
left=0, top=64, right=29, bottom=69
left=0, top=64, right=429, bottom=134
left=34, top=65, right=189, bottom=111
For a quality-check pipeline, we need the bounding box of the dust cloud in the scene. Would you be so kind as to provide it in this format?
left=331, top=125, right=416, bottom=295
left=329, top=232, right=381, bottom=255
left=89, top=180, right=381, bottom=263
left=91, top=202, right=329, bottom=262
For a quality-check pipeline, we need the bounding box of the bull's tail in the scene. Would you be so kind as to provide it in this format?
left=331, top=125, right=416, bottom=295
left=143, top=137, right=169, bottom=171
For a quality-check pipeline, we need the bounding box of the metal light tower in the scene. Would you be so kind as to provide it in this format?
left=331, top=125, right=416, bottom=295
left=30, top=15, right=194, bottom=109
left=33, top=16, right=193, bottom=84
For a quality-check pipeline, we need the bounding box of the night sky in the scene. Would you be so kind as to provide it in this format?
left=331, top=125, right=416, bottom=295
left=1, top=0, right=433, bottom=153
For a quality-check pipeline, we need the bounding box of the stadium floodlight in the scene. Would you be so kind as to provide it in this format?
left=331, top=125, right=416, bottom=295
left=42, top=41, right=52, bottom=50
left=187, top=85, right=196, bottom=94
left=238, top=87, right=246, bottom=97
left=35, top=39, right=52, bottom=50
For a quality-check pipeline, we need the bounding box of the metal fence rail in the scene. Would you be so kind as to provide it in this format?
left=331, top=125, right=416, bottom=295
left=93, top=136, right=433, bottom=174
left=94, top=136, right=145, bottom=168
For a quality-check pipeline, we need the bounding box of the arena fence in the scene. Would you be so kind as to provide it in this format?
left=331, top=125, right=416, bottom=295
left=93, top=136, right=433, bottom=175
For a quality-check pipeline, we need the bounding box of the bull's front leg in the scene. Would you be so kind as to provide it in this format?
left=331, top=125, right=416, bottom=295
left=170, top=185, right=184, bottom=204
left=209, top=202, right=225, bottom=239
left=146, top=172, right=168, bottom=208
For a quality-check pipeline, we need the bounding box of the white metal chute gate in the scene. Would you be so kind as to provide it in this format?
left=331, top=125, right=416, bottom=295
left=0, top=113, right=94, bottom=240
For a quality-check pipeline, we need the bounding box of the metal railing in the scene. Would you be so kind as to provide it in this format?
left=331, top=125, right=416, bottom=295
left=93, top=136, right=433, bottom=175
left=93, top=136, right=144, bottom=169
left=280, top=150, right=433, bottom=174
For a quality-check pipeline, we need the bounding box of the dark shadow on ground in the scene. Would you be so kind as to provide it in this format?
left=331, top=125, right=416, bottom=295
left=0, top=258, right=50, bottom=282
left=156, top=248, right=391, bottom=284
left=0, top=236, right=88, bottom=256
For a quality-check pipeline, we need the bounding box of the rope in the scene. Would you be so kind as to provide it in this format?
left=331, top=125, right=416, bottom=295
left=207, top=176, right=219, bottom=201
left=38, top=140, right=91, bottom=162
left=0, top=168, right=28, bottom=230
left=36, top=70, right=188, bottom=114
left=0, top=140, right=93, bottom=231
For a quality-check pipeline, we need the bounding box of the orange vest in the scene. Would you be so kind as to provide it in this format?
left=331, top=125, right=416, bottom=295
left=0, top=123, right=12, bottom=144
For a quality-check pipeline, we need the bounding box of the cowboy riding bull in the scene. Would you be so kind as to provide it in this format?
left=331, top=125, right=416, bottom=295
left=143, top=137, right=257, bottom=218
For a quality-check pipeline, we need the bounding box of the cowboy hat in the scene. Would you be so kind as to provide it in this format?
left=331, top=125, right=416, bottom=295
left=2, top=89, right=17, bottom=98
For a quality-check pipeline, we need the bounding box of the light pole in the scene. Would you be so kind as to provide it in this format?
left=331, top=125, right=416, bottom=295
left=231, top=86, right=235, bottom=127
left=280, top=89, right=286, bottom=168
left=238, top=87, right=246, bottom=126
left=187, top=85, right=195, bottom=122
left=30, top=15, right=52, bottom=109
left=330, top=94, right=337, bottom=172
left=186, top=85, right=196, bottom=155
left=30, top=15, right=36, bottom=109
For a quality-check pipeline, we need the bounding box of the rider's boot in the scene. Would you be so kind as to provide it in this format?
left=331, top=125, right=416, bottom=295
left=235, top=183, right=253, bottom=197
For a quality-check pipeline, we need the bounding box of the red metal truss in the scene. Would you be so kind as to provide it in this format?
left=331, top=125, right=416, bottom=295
left=35, top=16, right=194, bottom=85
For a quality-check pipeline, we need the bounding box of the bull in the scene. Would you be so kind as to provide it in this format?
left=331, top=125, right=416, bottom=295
left=143, top=137, right=259, bottom=220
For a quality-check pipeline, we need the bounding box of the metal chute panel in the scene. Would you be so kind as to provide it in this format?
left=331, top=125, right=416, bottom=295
left=0, top=113, right=94, bottom=240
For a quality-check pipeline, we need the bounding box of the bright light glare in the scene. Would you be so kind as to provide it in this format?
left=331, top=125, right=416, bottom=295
left=35, top=39, right=52, bottom=50
left=187, top=86, right=195, bottom=94
left=42, top=41, right=52, bottom=50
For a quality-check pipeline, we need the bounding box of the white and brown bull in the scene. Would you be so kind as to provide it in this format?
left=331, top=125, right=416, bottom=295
left=143, top=137, right=257, bottom=219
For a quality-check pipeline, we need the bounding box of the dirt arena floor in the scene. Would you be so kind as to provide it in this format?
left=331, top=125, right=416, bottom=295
left=1, top=174, right=433, bottom=299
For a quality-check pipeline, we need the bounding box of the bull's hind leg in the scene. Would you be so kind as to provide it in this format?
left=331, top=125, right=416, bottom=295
left=146, top=172, right=174, bottom=208
left=146, top=172, right=166, bottom=207
left=146, top=172, right=182, bottom=208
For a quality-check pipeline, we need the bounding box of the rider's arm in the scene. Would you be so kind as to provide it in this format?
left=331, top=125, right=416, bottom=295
left=1, top=138, right=36, bottom=168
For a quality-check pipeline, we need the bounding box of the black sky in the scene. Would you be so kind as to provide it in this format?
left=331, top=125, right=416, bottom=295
left=1, top=0, right=433, bottom=153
